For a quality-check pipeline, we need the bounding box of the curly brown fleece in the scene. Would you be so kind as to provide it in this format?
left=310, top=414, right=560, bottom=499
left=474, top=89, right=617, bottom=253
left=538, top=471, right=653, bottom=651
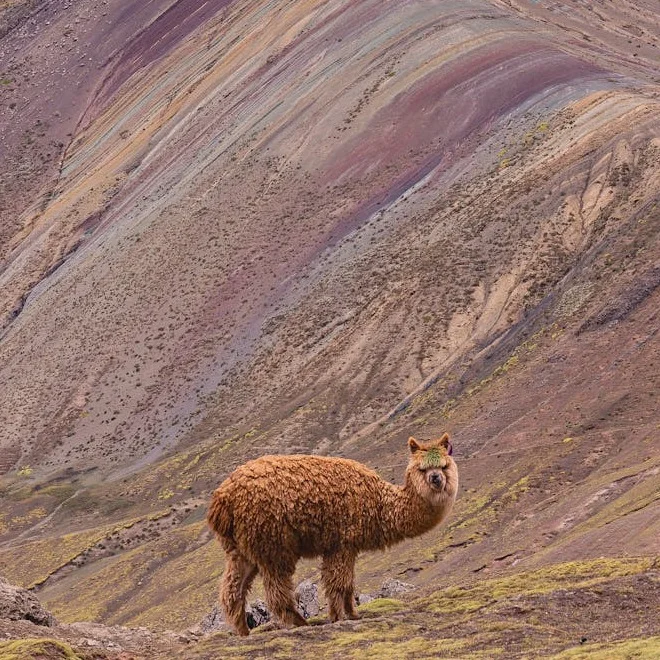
left=207, top=434, right=458, bottom=635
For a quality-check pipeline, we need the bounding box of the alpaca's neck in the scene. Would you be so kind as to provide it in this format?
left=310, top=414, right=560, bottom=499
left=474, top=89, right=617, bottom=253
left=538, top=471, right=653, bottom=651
left=379, top=478, right=445, bottom=546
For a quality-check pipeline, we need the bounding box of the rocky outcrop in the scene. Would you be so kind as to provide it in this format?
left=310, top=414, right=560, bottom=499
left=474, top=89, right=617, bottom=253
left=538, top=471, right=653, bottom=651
left=0, top=576, right=55, bottom=626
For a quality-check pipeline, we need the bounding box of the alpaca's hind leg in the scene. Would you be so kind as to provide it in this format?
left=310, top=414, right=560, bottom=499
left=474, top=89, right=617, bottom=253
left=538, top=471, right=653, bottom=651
left=261, top=566, right=307, bottom=628
left=321, top=551, right=358, bottom=622
left=220, top=550, right=258, bottom=636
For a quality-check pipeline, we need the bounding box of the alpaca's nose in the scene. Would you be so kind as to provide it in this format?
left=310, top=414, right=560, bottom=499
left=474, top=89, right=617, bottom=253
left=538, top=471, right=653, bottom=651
left=430, top=473, right=442, bottom=486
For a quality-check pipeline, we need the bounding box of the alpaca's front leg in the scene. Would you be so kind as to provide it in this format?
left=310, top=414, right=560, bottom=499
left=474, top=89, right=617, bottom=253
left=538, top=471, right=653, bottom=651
left=321, top=550, right=359, bottom=622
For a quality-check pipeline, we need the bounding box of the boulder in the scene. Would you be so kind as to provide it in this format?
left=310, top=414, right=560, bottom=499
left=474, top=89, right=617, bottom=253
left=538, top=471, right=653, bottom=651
left=245, top=599, right=270, bottom=629
left=295, top=579, right=319, bottom=619
left=0, top=576, right=56, bottom=626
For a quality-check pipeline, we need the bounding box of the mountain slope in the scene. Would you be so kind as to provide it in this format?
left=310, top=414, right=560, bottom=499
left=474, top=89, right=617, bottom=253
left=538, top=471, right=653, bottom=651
left=0, top=0, right=658, bottom=656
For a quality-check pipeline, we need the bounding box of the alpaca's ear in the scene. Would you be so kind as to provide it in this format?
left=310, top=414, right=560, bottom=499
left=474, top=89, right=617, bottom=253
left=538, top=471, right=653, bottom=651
left=439, top=433, right=453, bottom=456
left=408, top=437, right=422, bottom=453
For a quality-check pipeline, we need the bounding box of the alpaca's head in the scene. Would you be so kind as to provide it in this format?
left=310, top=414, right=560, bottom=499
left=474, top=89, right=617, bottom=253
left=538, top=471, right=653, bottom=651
left=406, top=434, right=458, bottom=507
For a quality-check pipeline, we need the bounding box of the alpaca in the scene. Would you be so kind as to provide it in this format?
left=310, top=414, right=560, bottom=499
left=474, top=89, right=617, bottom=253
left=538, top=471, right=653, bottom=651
left=207, top=433, right=458, bottom=635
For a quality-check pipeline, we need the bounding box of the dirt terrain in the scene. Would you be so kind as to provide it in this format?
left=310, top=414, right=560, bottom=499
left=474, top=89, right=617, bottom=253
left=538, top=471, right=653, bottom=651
left=0, top=0, right=658, bottom=657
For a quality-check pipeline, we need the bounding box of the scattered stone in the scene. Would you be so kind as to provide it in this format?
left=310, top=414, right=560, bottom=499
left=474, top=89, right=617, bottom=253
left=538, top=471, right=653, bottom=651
left=0, top=576, right=56, bottom=626
left=67, top=621, right=192, bottom=647
left=295, top=579, right=319, bottom=619
left=198, top=581, right=318, bottom=635
left=197, top=603, right=227, bottom=634
left=246, top=599, right=270, bottom=629
left=198, top=599, right=272, bottom=634
left=356, top=577, right=416, bottom=605
left=376, top=578, right=415, bottom=598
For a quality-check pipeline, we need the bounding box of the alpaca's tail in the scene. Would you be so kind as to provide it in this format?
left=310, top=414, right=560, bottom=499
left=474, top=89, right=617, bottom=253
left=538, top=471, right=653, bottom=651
left=207, top=489, right=233, bottom=539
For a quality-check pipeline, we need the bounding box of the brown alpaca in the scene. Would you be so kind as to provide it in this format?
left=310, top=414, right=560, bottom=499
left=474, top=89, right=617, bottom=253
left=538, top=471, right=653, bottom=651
left=207, top=434, right=458, bottom=635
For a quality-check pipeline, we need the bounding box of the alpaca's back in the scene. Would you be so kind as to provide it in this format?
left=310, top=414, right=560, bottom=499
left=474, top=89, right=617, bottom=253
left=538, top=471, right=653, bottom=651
left=210, top=455, right=389, bottom=563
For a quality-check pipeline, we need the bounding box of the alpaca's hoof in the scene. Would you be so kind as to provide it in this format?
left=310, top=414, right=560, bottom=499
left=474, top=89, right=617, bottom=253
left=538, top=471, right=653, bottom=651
left=290, top=613, right=308, bottom=627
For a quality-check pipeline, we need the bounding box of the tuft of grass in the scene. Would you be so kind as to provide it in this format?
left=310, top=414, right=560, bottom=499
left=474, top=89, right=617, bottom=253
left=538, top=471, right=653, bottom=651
left=158, top=487, right=175, bottom=500
left=358, top=598, right=404, bottom=615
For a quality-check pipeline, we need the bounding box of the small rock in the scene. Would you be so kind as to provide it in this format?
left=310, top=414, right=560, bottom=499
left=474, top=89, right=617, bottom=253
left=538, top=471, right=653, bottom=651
left=295, top=579, right=319, bottom=619
left=198, top=604, right=227, bottom=634
left=357, top=593, right=375, bottom=605
left=246, top=599, right=270, bottom=629
left=377, top=578, right=415, bottom=598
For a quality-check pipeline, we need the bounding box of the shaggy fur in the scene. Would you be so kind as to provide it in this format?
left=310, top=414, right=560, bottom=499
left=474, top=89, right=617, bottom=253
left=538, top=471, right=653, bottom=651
left=207, top=434, right=458, bottom=635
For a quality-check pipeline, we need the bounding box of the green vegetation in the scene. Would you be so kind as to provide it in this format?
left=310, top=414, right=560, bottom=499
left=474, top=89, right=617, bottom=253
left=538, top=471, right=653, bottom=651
left=0, top=528, right=111, bottom=587
left=42, top=521, right=220, bottom=630
left=36, top=484, right=77, bottom=502
left=420, top=557, right=654, bottom=615
left=357, top=598, right=403, bottom=615
left=551, top=636, right=660, bottom=659
left=0, top=639, right=84, bottom=660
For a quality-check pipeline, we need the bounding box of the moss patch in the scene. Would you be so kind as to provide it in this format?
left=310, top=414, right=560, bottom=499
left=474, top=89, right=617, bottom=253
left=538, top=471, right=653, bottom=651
left=0, top=639, right=85, bottom=660
left=420, top=557, right=653, bottom=615
left=551, top=636, right=660, bottom=659
left=357, top=598, right=404, bottom=615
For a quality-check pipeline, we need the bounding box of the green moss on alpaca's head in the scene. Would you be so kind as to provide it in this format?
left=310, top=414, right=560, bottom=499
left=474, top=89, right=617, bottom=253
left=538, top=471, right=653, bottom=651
left=421, top=448, right=444, bottom=469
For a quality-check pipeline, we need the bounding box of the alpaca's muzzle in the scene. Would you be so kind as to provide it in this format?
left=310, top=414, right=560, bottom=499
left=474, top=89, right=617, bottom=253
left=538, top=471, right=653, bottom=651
left=427, top=470, right=445, bottom=491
